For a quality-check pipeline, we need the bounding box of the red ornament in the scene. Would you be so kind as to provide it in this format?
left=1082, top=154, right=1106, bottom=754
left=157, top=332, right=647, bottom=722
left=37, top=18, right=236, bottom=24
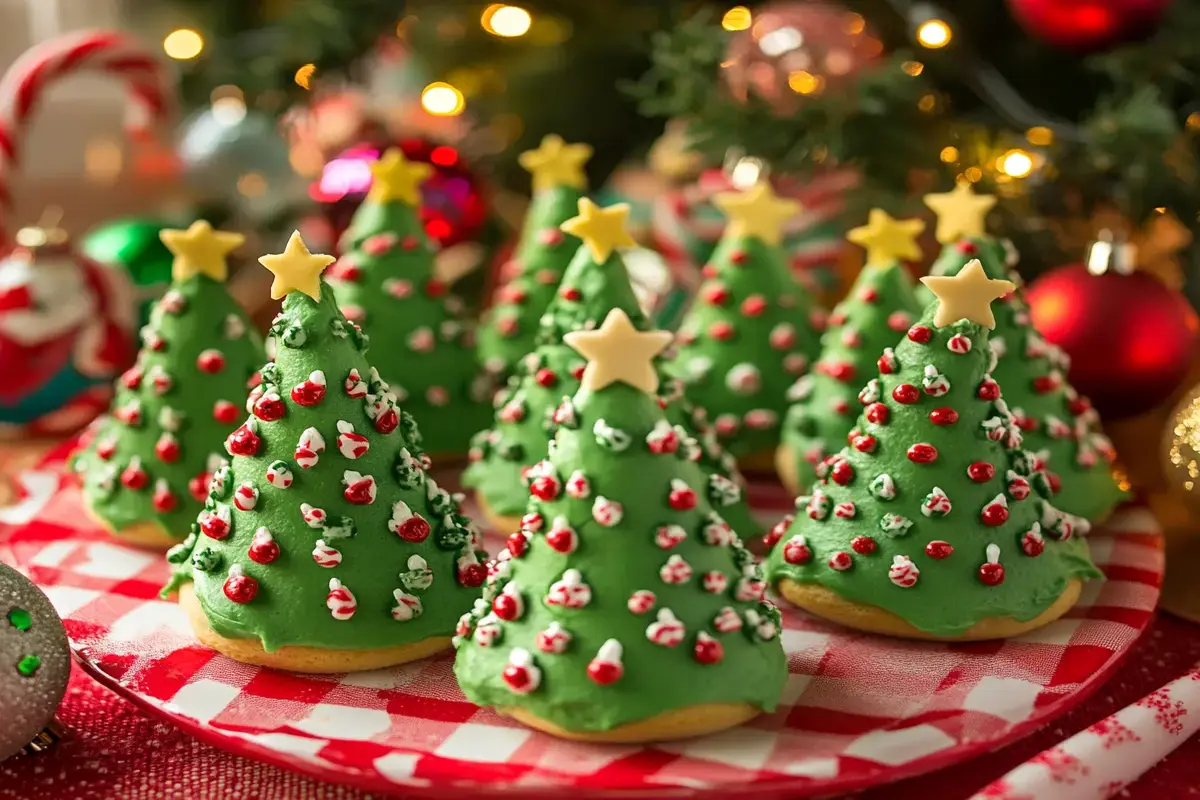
left=741, top=295, right=767, bottom=316
left=253, top=393, right=286, bottom=422
left=560, top=286, right=582, bottom=302
left=249, top=536, right=280, bottom=565
left=223, top=568, right=258, bottom=603
left=929, top=407, right=959, bottom=426
left=493, top=591, right=522, bottom=621
left=458, top=563, right=487, bottom=588
left=829, top=460, right=855, bottom=485
left=1025, top=263, right=1198, bottom=419
left=308, top=138, right=489, bottom=250
left=587, top=659, right=623, bottom=685
left=395, top=516, right=431, bottom=543
left=668, top=483, right=698, bottom=510
left=374, top=407, right=399, bottom=434
left=225, top=423, right=261, bottom=457
left=709, top=321, right=735, bottom=341
left=981, top=501, right=1009, bottom=527
left=977, top=378, right=1001, bottom=401
left=213, top=400, right=239, bottom=424
left=979, top=562, right=1006, bottom=586
left=703, top=283, right=730, bottom=305
left=154, top=434, right=180, bottom=463
left=907, top=443, right=938, bottom=464
left=1006, top=0, right=1172, bottom=53
left=722, top=2, right=884, bottom=116
left=694, top=634, right=724, bottom=665
left=196, top=350, right=226, bottom=374
left=852, top=434, right=877, bottom=453
left=506, top=532, right=528, bottom=558
left=534, top=368, right=558, bottom=388
left=291, top=374, right=327, bottom=407
left=530, top=475, right=561, bottom=501
left=152, top=483, right=177, bottom=513
left=893, top=384, right=920, bottom=404
left=782, top=536, right=812, bottom=564
left=968, top=462, right=996, bottom=482
left=120, top=461, right=148, bottom=490
left=188, top=473, right=211, bottom=502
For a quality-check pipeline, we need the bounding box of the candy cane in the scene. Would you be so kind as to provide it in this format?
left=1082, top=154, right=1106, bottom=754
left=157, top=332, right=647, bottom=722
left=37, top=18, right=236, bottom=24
left=0, top=30, right=174, bottom=243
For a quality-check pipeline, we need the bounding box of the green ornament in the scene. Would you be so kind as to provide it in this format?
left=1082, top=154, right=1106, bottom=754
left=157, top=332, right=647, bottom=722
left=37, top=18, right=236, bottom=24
left=16, top=654, right=40, bottom=677
left=81, top=218, right=175, bottom=326
left=7, top=608, right=32, bottom=632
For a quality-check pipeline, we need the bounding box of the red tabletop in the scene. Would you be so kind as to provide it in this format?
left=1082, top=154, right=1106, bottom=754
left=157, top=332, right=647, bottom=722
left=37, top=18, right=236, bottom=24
left=0, top=613, right=1196, bottom=800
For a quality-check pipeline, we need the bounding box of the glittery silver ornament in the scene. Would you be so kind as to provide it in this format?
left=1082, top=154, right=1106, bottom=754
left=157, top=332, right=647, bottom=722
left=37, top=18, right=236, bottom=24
left=0, top=562, right=69, bottom=761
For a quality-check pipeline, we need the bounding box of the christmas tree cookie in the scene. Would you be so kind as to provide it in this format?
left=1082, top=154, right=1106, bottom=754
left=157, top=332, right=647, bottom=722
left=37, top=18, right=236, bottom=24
left=72, top=222, right=265, bottom=549
left=477, top=135, right=592, bottom=380
left=455, top=308, right=787, bottom=742
left=777, top=209, right=925, bottom=494
left=765, top=261, right=1102, bottom=641
left=920, top=183, right=1126, bottom=521
left=326, top=148, right=492, bottom=459
left=670, top=182, right=824, bottom=467
left=464, top=200, right=760, bottom=538
left=164, top=233, right=488, bottom=673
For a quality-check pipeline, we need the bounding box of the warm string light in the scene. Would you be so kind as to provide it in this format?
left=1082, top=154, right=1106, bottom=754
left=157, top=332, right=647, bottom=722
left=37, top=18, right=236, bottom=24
left=421, top=82, right=465, bottom=116
left=163, top=28, right=204, bottom=60
left=1169, top=394, right=1200, bottom=493
left=940, top=146, right=958, bottom=163
left=998, top=148, right=1035, bottom=178
left=1026, top=126, right=1054, bottom=146
left=722, top=6, right=752, bottom=32
left=482, top=4, right=532, bottom=37
left=294, top=64, right=316, bottom=90
left=916, top=19, right=951, bottom=49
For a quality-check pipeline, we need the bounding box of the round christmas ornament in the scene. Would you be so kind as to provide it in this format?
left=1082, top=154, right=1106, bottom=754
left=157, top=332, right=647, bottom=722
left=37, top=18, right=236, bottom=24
left=455, top=307, right=787, bottom=742
left=777, top=208, right=925, bottom=494
left=670, top=181, right=825, bottom=466
left=324, top=148, right=493, bottom=459
left=1007, top=0, right=1173, bottom=53
left=919, top=184, right=1127, bottom=522
left=652, top=167, right=857, bottom=303
left=722, top=1, right=884, bottom=115
left=81, top=218, right=176, bottom=327
left=164, top=232, right=488, bottom=672
left=464, top=200, right=762, bottom=540
left=1024, top=250, right=1198, bottom=421
left=766, top=261, right=1101, bottom=640
left=0, top=562, right=70, bottom=762
left=70, top=221, right=265, bottom=549
left=476, top=134, right=592, bottom=381
left=0, top=30, right=173, bottom=437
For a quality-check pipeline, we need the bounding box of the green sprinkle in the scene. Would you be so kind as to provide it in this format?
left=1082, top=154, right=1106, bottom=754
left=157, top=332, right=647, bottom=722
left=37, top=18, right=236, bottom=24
left=7, top=607, right=31, bottom=631
left=17, top=654, right=40, bottom=677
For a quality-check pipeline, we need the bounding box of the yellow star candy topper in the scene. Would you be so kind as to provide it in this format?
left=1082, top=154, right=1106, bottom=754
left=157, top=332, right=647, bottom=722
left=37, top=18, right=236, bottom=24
left=518, top=134, right=592, bottom=192
left=847, top=209, right=925, bottom=267
left=564, top=308, right=673, bottom=395
left=920, top=259, right=1015, bottom=329
left=159, top=220, right=244, bottom=283
left=259, top=231, right=336, bottom=302
left=368, top=148, right=433, bottom=206
left=713, top=182, right=800, bottom=246
left=560, top=198, right=637, bottom=263
left=923, top=181, right=998, bottom=244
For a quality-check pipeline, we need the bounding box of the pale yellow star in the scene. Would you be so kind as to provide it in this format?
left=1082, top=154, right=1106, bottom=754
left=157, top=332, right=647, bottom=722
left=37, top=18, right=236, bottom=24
left=368, top=148, right=433, bottom=206
left=564, top=308, right=673, bottom=394
left=920, top=259, right=1015, bottom=329
left=159, top=221, right=244, bottom=283
left=258, top=231, right=335, bottom=302
left=924, top=181, right=998, bottom=244
left=713, top=182, right=800, bottom=246
left=560, top=199, right=637, bottom=263
left=519, top=134, right=592, bottom=192
left=847, top=209, right=925, bottom=267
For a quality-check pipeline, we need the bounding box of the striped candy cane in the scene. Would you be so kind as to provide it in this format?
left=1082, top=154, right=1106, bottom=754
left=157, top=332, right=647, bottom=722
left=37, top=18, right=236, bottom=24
left=0, top=30, right=174, bottom=243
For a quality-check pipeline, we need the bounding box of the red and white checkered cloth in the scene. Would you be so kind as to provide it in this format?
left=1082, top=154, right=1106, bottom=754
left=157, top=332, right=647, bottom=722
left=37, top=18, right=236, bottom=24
left=0, top=450, right=1163, bottom=800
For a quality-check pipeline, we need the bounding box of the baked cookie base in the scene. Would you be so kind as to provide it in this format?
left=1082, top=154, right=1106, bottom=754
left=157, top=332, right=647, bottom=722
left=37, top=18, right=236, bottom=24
left=775, top=443, right=801, bottom=496
left=178, top=584, right=452, bottom=673
left=475, top=491, right=523, bottom=536
left=500, top=702, right=761, bottom=743
left=777, top=577, right=1083, bottom=641
left=85, top=504, right=181, bottom=551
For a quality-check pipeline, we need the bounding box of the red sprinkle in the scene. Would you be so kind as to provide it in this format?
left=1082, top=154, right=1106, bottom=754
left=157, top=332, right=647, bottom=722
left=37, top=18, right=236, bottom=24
left=892, top=384, right=920, bottom=404
left=925, top=540, right=954, bottom=559
left=967, top=462, right=996, bottom=482
left=852, top=434, right=877, bottom=453
left=709, top=321, right=735, bottom=341
left=979, top=563, right=1005, bottom=586
left=907, top=443, right=938, bottom=464
left=977, top=379, right=1001, bottom=400
left=534, top=368, right=558, bottom=388
left=929, top=407, right=959, bottom=426
left=865, top=403, right=890, bottom=424
left=850, top=536, right=876, bottom=554
left=907, top=325, right=932, bottom=344
left=981, top=503, right=1009, bottom=527
left=830, top=461, right=855, bottom=485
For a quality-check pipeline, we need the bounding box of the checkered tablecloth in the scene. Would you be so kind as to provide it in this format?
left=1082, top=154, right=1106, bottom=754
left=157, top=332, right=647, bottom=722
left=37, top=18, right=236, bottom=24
left=0, top=452, right=1164, bottom=799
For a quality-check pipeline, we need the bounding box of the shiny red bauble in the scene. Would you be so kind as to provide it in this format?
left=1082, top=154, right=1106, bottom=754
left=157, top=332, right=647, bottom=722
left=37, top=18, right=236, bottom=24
left=1007, top=0, right=1172, bottom=53
left=1025, top=264, right=1199, bottom=419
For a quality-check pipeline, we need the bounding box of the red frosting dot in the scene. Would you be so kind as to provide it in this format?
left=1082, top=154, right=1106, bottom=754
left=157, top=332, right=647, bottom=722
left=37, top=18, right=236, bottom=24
left=741, top=295, right=767, bottom=316
left=829, top=461, right=855, bottom=485
left=534, top=368, right=558, bottom=388
left=925, top=540, right=954, bottom=559
left=560, top=287, right=582, bottom=302
left=928, top=407, right=959, bottom=426
left=967, top=462, right=996, bottom=482
left=892, top=384, right=920, bottom=404
left=907, top=325, right=932, bottom=344
left=864, top=402, right=890, bottom=424
left=703, top=283, right=729, bottom=305
left=979, top=563, right=1005, bottom=586
left=981, top=504, right=1009, bottom=527
left=709, top=321, right=734, bottom=341
left=852, top=434, right=877, bottom=453
left=907, top=443, right=938, bottom=464
left=587, top=660, right=623, bottom=685
left=213, top=400, right=239, bottom=424
left=977, top=379, right=1001, bottom=400
left=506, top=533, right=528, bottom=558
left=957, top=241, right=979, bottom=255
left=850, top=536, right=876, bottom=554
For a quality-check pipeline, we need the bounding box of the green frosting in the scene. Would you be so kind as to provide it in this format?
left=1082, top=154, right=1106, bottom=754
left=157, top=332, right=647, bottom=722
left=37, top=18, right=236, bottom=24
left=781, top=263, right=923, bottom=491
left=454, top=382, right=787, bottom=733
left=328, top=190, right=493, bottom=455
left=464, top=241, right=762, bottom=536
left=917, top=238, right=1127, bottom=521
left=72, top=275, right=265, bottom=538
left=163, top=281, right=486, bottom=652
left=765, top=302, right=1102, bottom=637
left=477, top=186, right=584, bottom=380
left=670, top=234, right=824, bottom=458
